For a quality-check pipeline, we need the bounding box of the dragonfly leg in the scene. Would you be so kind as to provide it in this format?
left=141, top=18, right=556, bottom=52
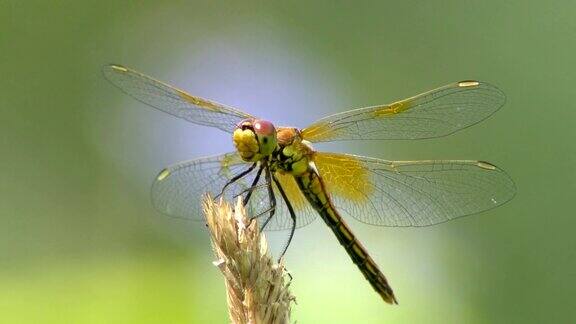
left=215, top=162, right=257, bottom=199
left=233, top=183, right=267, bottom=203
left=258, top=167, right=277, bottom=232
left=247, top=169, right=276, bottom=221
left=242, top=164, right=264, bottom=206
left=249, top=204, right=276, bottom=221
left=233, top=183, right=268, bottom=199
left=272, top=174, right=297, bottom=261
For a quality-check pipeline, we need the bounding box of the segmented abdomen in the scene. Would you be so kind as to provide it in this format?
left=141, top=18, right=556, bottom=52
left=294, top=169, right=398, bottom=304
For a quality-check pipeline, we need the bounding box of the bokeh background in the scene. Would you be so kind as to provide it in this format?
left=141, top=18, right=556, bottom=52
left=1, top=1, right=575, bottom=323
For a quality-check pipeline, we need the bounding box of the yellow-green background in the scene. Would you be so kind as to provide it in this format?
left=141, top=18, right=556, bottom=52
left=1, top=1, right=574, bottom=323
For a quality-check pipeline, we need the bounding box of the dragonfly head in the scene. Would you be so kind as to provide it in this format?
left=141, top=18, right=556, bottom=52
left=233, top=118, right=278, bottom=162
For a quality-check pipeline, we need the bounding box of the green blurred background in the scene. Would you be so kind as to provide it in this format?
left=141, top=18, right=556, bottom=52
left=1, top=1, right=574, bottom=323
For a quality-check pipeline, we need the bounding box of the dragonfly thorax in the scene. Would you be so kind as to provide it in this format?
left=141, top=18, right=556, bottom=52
left=270, top=127, right=314, bottom=176
left=233, top=118, right=278, bottom=162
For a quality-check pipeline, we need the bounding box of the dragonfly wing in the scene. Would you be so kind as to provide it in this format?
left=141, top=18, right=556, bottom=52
left=313, top=152, right=516, bottom=227
left=301, top=81, right=505, bottom=142
left=245, top=171, right=317, bottom=231
left=152, top=152, right=317, bottom=229
left=152, top=152, right=255, bottom=220
left=103, top=64, right=254, bottom=132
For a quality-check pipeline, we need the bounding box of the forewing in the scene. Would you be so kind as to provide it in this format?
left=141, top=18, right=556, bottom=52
left=302, top=81, right=505, bottom=142
left=314, top=152, right=516, bottom=227
left=152, top=152, right=254, bottom=220
left=103, top=64, right=254, bottom=132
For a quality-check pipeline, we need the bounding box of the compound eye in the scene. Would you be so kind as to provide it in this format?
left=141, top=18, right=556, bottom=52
left=253, top=120, right=275, bottom=136
left=236, top=118, right=255, bottom=131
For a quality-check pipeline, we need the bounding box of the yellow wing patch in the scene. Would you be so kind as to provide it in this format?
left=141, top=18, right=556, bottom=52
left=313, top=152, right=373, bottom=203
left=176, top=89, right=222, bottom=112
left=274, top=172, right=309, bottom=211
left=372, top=100, right=412, bottom=117
left=299, top=122, right=333, bottom=142
left=300, top=100, right=413, bottom=142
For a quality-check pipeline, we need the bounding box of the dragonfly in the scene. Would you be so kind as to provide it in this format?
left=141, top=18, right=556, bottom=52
left=103, top=64, right=516, bottom=304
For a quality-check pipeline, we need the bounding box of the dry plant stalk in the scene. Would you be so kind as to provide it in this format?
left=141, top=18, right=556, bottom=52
left=203, top=196, right=295, bottom=324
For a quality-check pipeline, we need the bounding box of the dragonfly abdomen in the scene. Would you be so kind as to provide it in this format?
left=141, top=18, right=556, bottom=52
left=295, top=170, right=398, bottom=304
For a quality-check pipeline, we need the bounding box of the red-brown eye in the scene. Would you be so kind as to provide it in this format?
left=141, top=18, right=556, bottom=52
left=253, top=120, right=276, bottom=136
left=236, top=118, right=254, bottom=131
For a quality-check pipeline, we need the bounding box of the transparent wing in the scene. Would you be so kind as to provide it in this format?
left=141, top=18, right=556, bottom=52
left=152, top=152, right=253, bottom=220
left=152, top=152, right=317, bottom=230
left=313, top=152, right=516, bottom=227
left=103, top=64, right=254, bottom=132
left=301, top=81, right=505, bottom=142
left=247, top=171, right=317, bottom=231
